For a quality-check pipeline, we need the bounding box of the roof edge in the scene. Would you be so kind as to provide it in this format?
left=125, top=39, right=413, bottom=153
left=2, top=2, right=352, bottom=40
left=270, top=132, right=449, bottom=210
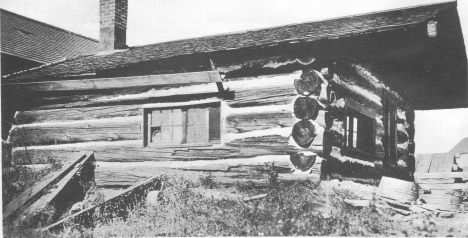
left=131, top=0, right=457, bottom=48
left=0, top=8, right=99, bottom=43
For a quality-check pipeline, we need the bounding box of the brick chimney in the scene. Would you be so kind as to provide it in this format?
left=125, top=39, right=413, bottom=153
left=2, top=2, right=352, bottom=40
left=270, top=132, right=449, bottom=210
left=100, top=0, right=128, bottom=50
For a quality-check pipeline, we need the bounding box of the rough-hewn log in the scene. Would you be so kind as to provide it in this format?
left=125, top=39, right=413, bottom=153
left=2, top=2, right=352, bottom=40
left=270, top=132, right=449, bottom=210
left=294, top=69, right=323, bottom=96
left=8, top=117, right=141, bottom=145
left=226, top=86, right=296, bottom=108
left=225, top=111, right=295, bottom=134
left=5, top=71, right=222, bottom=92
left=293, top=97, right=320, bottom=120
left=15, top=105, right=142, bottom=124
left=290, top=152, right=316, bottom=171
left=12, top=139, right=314, bottom=163
left=292, top=120, right=317, bottom=148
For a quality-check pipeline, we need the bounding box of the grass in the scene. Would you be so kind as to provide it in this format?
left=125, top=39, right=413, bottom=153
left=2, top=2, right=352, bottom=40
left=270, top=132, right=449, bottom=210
left=46, top=173, right=468, bottom=237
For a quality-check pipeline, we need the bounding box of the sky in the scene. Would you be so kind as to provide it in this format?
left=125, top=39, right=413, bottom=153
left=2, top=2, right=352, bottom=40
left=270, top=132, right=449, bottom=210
left=1, top=0, right=467, bottom=153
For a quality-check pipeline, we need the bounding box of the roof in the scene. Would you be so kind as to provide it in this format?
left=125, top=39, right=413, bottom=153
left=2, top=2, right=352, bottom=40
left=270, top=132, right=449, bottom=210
left=448, top=138, right=468, bottom=153
left=0, top=9, right=100, bottom=65
left=2, top=1, right=456, bottom=81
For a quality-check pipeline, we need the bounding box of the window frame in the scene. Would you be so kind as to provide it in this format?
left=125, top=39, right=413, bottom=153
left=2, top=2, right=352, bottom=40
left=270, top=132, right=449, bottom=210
left=341, top=109, right=377, bottom=158
left=142, top=100, right=221, bottom=148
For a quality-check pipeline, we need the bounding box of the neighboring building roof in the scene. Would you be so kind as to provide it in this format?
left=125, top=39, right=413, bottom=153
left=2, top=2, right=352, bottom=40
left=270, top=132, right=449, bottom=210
left=0, top=9, right=100, bottom=65
left=2, top=1, right=456, bottom=81
left=449, top=138, right=468, bottom=153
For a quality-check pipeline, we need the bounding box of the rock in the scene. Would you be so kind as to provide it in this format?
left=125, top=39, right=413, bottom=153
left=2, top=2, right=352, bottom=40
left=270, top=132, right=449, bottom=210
left=69, top=202, right=85, bottom=216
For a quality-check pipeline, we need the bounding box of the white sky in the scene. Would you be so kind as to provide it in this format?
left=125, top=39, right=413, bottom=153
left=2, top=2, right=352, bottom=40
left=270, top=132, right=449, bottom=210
left=1, top=0, right=467, bottom=153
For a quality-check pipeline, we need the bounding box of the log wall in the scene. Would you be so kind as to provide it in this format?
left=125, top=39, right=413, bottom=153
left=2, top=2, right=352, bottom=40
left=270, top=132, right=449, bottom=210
left=9, top=71, right=319, bottom=165
left=8, top=60, right=414, bottom=183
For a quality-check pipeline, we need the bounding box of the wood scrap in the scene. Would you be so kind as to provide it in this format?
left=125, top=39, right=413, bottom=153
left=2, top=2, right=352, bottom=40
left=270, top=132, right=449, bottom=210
left=42, top=175, right=162, bottom=233
left=3, top=151, right=93, bottom=224
left=16, top=152, right=96, bottom=227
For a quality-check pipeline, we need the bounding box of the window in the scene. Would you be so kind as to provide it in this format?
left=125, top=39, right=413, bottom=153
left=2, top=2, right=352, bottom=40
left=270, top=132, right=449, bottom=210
left=342, top=111, right=375, bottom=155
left=142, top=100, right=221, bottom=147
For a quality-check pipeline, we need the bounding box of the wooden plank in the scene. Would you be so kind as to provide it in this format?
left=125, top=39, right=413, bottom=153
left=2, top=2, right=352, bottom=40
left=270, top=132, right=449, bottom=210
left=196, top=109, right=209, bottom=143
left=209, top=107, right=221, bottom=141
left=415, top=154, right=433, bottom=173
left=429, top=153, right=445, bottom=173
left=8, top=117, right=142, bottom=145
left=16, top=152, right=95, bottom=225
left=3, top=151, right=91, bottom=222
left=142, top=99, right=221, bottom=109
left=42, top=175, right=163, bottom=232
left=415, top=172, right=468, bottom=180
left=418, top=183, right=468, bottom=190
left=442, top=153, right=455, bottom=172
left=5, top=71, right=222, bottom=92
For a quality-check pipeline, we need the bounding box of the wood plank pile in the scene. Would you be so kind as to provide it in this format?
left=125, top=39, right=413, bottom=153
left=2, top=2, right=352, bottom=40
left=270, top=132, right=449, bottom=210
left=414, top=152, right=467, bottom=211
left=347, top=173, right=466, bottom=218
left=3, top=151, right=95, bottom=228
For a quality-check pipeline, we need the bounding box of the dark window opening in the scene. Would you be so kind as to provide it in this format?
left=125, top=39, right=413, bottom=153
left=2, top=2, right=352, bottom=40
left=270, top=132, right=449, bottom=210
left=343, top=111, right=375, bottom=155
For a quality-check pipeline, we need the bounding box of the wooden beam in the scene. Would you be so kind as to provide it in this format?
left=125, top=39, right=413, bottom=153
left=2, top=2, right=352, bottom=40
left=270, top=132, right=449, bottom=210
left=42, top=175, right=162, bottom=233
left=4, top=71, right=222, bottom=92
left=16, top=152, right=95, bottom=226
left=3, top=151, right=92, bottom=223
left=415, top=172, right=468, bottom=180
left=418, top=183, right=468, bottom=190
left=8, top=117, right=141, bottom=145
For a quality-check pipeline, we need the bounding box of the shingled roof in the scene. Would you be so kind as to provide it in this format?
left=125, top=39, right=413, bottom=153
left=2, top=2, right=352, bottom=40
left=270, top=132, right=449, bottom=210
left=3, top=1, right=456, bottom=81
left=1, top=9, right=100, bottom=65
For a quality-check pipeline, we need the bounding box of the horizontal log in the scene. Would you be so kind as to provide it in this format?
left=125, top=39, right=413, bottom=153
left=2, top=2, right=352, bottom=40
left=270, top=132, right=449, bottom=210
left=225, top=111, right=295, bottom=134
left=15, top=105, right=143, bottom=124
left=26, top=72, right=297, bottom=111
left=29, top=86, right=221, bottom=111
left=224, top=72, right=298, bottom=107
left=8, top=117, right=141, bottom=145
left=5, top=71, right=222, bottom=92
left=225, top=86, right=296, bottom=108
left=343, top=97, right=379, bottom=119
left=11, top=140, right=308, bottom=163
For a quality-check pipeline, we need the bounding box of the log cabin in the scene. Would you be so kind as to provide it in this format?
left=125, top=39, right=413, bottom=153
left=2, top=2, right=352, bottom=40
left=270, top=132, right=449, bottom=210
left=2, top=0, right=466, bottom=184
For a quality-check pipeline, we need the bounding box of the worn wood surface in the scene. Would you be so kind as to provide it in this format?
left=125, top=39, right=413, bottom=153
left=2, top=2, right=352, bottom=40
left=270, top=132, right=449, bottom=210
left=5, top=71, right=222, bottom=92
left=415, top=154, right=434, bottom=174
left=3, top=151, right=92, bottom=223
left=9, top=117, right=141, bottom=145
left=16, top=153, right=95, bottom=226
left=225, top=111, right=295, bottom=134
left=43, top=175, right=163, bottom=232
left=15, top=105, right=143, bottom=124
left=294, top=70, right=322, bottom=96
left=293, top=97, right=320, bottom=120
